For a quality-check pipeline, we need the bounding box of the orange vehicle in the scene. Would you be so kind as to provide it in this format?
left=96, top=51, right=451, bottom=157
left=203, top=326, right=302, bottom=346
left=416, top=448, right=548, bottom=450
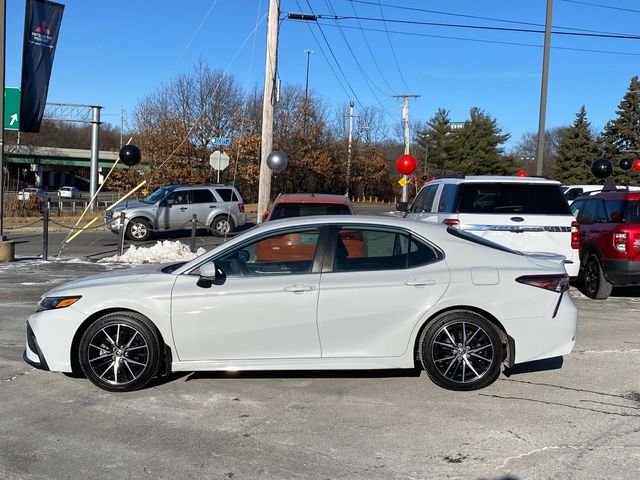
left=256, top=193, right=366, bottom=261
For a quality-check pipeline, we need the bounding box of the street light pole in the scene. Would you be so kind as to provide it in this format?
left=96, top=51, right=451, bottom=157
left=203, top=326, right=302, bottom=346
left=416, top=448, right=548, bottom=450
left=346, top=101, right=354, bottom=198
left=536, top=0, right=553, bottom=176
left=304, top=49, right=313, bottom=100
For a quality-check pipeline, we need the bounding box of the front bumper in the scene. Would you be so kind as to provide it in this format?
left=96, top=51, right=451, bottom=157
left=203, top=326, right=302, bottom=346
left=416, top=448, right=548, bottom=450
left=24, top=322, right=49, bottom=370
left=601, top=258, right=640, bottom=286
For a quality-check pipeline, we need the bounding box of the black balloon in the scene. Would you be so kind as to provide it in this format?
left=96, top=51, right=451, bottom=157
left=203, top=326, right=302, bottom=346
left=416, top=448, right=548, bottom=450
left=619, top=158, right=633, bottom=171
left=591, top=158, right=613, bottom=179
left=119, top=144, right=142, bottom=167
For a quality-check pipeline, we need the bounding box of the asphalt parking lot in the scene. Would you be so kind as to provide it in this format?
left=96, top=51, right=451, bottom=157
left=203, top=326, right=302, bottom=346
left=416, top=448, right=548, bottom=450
left=1, top=205, right=639, bottom=479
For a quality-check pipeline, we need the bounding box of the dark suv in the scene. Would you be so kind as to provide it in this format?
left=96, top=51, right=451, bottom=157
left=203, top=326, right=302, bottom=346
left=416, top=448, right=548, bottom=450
left=570, top=190, right=640, bottom=299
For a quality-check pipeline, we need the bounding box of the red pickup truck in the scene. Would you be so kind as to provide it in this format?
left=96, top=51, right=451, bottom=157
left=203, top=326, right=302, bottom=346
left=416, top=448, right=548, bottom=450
left=570, top=190, right=640, bottom=299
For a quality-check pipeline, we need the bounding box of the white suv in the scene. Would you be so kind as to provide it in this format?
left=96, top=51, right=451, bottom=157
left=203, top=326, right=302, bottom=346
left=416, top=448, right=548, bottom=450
left=398, top=175, right=580, bottom=277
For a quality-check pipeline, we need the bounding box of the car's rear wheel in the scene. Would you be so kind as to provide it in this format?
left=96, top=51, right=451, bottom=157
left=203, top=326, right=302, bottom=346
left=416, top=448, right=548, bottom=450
left=126, top=218, right=152, bottom=241
left=419, top=310, right=502, bottom=391
left=78, top=312, right=162, bottom=392
left=211, top=215, right=234, bottom=237
left=583, top=253, right=612, bottom=300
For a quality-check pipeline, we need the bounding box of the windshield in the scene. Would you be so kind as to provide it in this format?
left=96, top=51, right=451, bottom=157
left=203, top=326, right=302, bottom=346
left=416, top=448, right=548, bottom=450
left=270, top=202, right=351, bottom=220
left=143, top=187, right=171, bottom=204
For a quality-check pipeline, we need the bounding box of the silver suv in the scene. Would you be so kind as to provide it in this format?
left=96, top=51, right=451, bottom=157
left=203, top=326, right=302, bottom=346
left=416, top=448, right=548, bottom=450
left=105, top=184, right=247, bottom=241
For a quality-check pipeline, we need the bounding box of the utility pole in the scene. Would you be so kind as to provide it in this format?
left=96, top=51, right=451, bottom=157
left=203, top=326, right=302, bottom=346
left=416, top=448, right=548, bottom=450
left=0, top=0, right=6, bottom=240
left=394, top=94, right=420, bottom=202
left=536, top=0, right=553, bottom=176
left=89, top=106, right=102, bottom=213
left=346, top=101, right=354, bottom=198
left=257, top=0, right=280, bottom=223
left=304, top=49, right=313, bottom=100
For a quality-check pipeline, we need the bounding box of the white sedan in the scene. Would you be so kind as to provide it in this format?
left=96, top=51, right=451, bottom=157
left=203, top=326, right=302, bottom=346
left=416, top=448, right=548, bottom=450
left=58, top=186, right=81, bottom=199
left=25, top=216, right=577, bottom=392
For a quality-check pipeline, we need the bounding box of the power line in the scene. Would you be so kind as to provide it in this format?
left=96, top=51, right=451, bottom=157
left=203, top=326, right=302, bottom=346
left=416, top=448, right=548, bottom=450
left=377, top=0, right=411, bottom=92
left=310, top=13, right=640, bottom=40
left=317, top=21, right=640, bottom=57
left=348, top=0, right=629, bottom=35
left=560, top=0, right=640, bottom=14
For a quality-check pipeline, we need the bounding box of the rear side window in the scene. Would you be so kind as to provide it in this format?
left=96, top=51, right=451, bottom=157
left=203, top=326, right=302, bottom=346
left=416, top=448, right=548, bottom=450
left=191, top=189, right=214, bottom=203
left=410, top=184, right=438, bottom=213
left=270, top=203, right=350, bottom=220
left=458, top=183, right=571, bottom=215
left=605, top=200, right=625, bottom=223
left=625, top=201, right=640, bottom=223
left=437, top=184, right=458, bottom=212
left=215, top=188, right=239, bottom=202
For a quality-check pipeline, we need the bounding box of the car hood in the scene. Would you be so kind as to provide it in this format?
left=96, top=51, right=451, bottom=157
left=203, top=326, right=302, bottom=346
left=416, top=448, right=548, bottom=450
left=44, top=263, right=174, bottom=297
left=110, top=200, right=149, bottom=212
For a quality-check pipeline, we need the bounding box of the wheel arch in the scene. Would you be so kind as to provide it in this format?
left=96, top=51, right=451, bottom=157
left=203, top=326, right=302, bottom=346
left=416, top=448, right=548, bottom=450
left=412, top=305, right=512, bottom=368
left=69, top=308, right=171, bottom=376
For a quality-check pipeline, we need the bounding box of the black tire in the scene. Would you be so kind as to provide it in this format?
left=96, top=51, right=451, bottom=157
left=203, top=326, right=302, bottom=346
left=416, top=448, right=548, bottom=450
left=582, top=253, right=613, bottom=300
left=210, top=215, right=235, bottom=237
left=126, top=217, right=152, bottom=242
left=418, top=310, right=503, bottom=391
left=78, top=311, right=162, bottom=392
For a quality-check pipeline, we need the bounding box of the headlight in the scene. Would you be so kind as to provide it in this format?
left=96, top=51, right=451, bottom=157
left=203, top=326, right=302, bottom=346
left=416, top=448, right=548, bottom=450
left=38, top=296, right=82, bottom=312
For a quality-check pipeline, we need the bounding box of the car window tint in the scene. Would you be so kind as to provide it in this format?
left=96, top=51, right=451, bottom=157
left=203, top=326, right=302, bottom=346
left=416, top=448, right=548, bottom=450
left=593, top=200, right=608, bottom=223
left=564, top=188, right=583, bottom=201
left=577, top=200, right=595, bottom=224
left=164, top=191, right=188, bottom=205
left=214, top=228, right=320, bottom=278
left=332, top=227, right=439, bottom=272
left=605, top=200, right=625, bottom=223
left=626, top=201, right=640, bottom=223
left=458, top=183, right=571, bottom=215
left=270, top=203, right=351, bottom=220
left=570, top=200, right=583, bottom=218
left=437, top=184, right=458, bottom=212
left=215, top=189, right=234, bottom=202
left=410, top=185, right=438, bottom=213
left=191, top=189, right=214, bottom=203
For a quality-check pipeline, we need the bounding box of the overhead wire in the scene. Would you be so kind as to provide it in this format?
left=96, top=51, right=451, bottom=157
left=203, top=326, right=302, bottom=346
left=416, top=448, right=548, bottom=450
left=376, top=0, right=412, bottom=92
left=560, top=0, right=640, bottom=15
left=172, top=0, right=221, bottom=71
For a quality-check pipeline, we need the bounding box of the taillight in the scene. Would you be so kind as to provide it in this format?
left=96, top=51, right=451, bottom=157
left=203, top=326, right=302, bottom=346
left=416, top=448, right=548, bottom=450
left=239, top=203, right=245, bottom=213
left=516, top=274, right=570, bottom=293
left=571, top=221, right=580, bottom=249
left=443, top=218, right=460, bottom=228
left=613, top=231, right=628, bottom=253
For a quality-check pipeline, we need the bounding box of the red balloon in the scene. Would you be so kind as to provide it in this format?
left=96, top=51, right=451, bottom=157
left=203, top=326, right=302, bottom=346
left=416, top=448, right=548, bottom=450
left=516, top=170, right=527, bottom=177
left=633, top=159, right=640, bottom=172
left=396, top=154, right=417, bottom=175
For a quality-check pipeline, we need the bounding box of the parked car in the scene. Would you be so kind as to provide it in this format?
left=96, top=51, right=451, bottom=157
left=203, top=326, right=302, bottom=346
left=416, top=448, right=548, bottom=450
left=58, top=186, right=81, bottom=199
left=397, top=175, right=580, bottom=278
left=25, top=215, right=577, bottom=392
left=259, top=193, right=362, bottom=261
left=570, top=189, right=640, bottom=299
left=562, top=184, right=640, bottom=205
left=105, top=184, right=246, bottom=241
left=16, top=187, right=50, bottom=204
left=263, top=193, right=355, bottom=221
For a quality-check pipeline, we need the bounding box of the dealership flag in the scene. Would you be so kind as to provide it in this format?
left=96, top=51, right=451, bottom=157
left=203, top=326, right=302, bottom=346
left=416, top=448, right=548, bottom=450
left=19, top=0, right=64, bottom=133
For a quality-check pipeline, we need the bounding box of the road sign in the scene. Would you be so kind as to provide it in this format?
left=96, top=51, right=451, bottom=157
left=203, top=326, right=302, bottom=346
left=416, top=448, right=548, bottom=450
left=210, top=151, right=230, bottom=171
left=211, top=137, right=231, bottom=146
left=398, top=177, right=407, bottom=187
left=3, top=87, right=20, bottom=131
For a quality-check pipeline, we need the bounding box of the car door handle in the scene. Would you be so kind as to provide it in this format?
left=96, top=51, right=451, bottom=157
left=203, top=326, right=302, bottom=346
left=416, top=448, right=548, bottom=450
left=179, top=207, right=188, bottom=212
left=405, top=279, right=436, bottom=287
left=284, top=285, right=315, bottom=293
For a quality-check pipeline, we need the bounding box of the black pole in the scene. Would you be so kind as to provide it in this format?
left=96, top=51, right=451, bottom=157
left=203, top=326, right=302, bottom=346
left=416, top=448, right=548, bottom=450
left=42, top=204, right=49, bottom=261
left=0, top=0, right=6, bottom=241
left=190, top=214, right=197, bottom=253
left=118, top=211, right=126, bottom=256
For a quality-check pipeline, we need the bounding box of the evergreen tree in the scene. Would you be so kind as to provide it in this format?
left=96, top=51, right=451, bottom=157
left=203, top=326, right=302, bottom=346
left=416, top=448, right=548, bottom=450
left=416, top=108, right=452, bottom=176
left=599, top=76, right=640, bottom=184
left=448, top=107, right=512, bottom=175
left=553, top=106, right=598, bottom=184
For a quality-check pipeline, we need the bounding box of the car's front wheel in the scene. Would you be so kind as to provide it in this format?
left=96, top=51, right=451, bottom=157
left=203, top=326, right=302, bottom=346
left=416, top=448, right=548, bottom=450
left=78, top=312, right=162, bottom=392
left=126, top=218, right=152, bottom=241
left=419, top=310, right=503, bottom=391
left=583, top=253, right=613, bottom=300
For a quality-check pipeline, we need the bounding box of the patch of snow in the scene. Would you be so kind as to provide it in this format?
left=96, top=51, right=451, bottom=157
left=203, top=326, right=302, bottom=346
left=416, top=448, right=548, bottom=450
left=98, top=240, right=206, bottom=264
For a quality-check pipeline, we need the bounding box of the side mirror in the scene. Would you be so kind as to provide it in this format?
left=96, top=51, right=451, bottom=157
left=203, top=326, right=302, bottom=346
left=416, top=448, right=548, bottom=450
left=200, top=262, right=217, bottom=279
left=396, top=202, right=408, bottom=212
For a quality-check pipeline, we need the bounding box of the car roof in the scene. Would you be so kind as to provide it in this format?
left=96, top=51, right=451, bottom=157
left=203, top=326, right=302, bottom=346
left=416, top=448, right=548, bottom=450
left=163, top=184, right=229, bottom=190
left=583, top=190, right=640, bottom=201
left=430, top=175, right=560, bottom=185
left=273, top=193, right=352, bottom=205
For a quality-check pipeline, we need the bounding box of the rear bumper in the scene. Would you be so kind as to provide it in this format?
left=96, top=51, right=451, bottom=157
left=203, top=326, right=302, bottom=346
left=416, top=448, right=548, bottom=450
left=601, top=258, right=640, bottom=286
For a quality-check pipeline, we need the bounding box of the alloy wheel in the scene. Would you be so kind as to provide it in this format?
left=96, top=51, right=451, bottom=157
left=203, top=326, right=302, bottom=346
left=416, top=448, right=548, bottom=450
left=131, top=223, right=148, bottom=240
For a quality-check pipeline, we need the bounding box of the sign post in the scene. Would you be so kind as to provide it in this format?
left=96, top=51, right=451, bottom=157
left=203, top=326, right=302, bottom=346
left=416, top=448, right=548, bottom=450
left=3, top=87, right=20, bottom=130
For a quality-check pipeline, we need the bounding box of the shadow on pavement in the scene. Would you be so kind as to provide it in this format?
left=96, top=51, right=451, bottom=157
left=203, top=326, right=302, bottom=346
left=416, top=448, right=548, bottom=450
left=184, top=368, right=422, bottom=382
left=503, top=356, right=563, bottom=377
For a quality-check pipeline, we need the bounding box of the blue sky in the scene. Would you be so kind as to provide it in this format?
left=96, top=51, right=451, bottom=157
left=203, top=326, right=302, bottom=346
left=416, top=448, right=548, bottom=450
left=4, top=0, right=640, bottom=149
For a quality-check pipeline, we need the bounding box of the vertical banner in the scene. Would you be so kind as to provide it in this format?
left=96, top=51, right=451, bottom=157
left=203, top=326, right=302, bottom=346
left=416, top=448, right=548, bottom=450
left=19, top=0, right=64, bottom=133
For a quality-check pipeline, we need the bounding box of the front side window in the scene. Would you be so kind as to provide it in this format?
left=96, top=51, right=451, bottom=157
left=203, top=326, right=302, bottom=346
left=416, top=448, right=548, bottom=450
left=332, top=227, right=440, bottom=272
left=163, top=191, right=188, bottom=205
left=212, top=228, right=321, bottom=278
